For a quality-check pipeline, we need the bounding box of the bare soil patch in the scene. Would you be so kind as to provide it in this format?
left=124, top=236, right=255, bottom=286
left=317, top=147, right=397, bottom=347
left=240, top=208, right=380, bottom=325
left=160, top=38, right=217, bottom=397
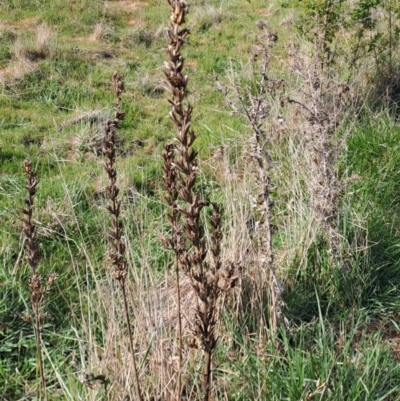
left=0, top=61, right=37, bottom=87
left=104, top=1, right=143, bottom=12
left=0, top=17, right=39, bottom=32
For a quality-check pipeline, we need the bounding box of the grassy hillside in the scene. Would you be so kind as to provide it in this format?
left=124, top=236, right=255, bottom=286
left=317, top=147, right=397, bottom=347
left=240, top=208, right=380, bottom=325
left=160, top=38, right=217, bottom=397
left=1, top=0, right=400, bottom=400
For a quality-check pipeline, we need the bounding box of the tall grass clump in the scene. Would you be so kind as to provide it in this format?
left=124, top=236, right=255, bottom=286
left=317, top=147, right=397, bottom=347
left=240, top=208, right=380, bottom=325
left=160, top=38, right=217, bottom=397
left=162, top=1, right=238, bottom=399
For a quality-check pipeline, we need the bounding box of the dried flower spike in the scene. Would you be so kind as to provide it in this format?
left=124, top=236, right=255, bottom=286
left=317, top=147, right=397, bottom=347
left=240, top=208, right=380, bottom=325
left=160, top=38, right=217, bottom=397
left=163, top=2, right=238, bottom=400
left=103, top=72, right=143, bottom=401
left=22, top=160, right=48, bottom=401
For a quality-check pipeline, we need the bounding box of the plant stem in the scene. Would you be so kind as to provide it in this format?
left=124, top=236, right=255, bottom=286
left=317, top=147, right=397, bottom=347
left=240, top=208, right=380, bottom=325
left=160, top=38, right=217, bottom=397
left=202, top=350, right=212, bottom=401
left=121, top=285, right=142, bottom=401
left=175, top=254, right=183, bottom=400
left=103, top=72, right=143, bottom=401
left=34, top=303, right=47, bottom=401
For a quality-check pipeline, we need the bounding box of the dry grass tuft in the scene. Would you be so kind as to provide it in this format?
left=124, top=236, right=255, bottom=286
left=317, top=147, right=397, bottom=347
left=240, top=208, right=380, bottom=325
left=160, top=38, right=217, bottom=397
left=0, top=60, right=37, bottom=87
left=89, top=23, right=112, bottom=42
left=13, top=23, right=56, bottom=62
left=0, top=23, right=56, bottom=86
left=192, top=3, right=227, bottom=31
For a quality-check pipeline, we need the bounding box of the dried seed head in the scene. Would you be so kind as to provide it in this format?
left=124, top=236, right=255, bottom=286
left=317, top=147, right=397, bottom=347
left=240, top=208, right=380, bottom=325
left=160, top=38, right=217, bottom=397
left=103, top=72, right=129, bottom=286
left=21, top=311, right=32, bottom=323
left=161, top=4, right=240, bottom=399
left=23, top=159, right=39, bottom=273
left=30, top=273, right=45, bottom=308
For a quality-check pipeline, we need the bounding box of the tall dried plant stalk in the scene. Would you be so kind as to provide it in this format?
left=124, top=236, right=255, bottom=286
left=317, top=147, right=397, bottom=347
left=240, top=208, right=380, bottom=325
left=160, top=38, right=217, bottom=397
left=23, top=160, right=56, bottom=401
left=103, top=71, right=143, bottom=401
left=163, top=2, right=237, bottom=400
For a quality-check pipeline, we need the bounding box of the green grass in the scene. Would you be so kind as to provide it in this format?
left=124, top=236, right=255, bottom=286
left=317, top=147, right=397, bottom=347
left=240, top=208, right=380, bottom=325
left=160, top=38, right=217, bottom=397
left=2, top=0, right=400, bottom=400
left=220, top=316, right=400, bottom=400
left=341, top=114, right=400, bottom=313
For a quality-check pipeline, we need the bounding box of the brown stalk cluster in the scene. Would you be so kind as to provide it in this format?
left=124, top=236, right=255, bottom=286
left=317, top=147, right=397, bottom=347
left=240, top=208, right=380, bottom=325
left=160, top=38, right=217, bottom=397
left=23, top=160, right=56, bottom=401
left=162, top=1, right=237, bottom=400
left=103, top=72, right=143, bottom=401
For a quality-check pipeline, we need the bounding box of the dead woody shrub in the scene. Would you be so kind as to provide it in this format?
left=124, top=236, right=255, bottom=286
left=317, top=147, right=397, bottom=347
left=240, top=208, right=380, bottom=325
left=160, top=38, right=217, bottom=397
left=217, top=19, right=352, bottom=314
left=162, top=1, right=238, bottom=400
left=215, top=29, right=286, bottom=337
left=280, top=30, right=350, bottom=262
